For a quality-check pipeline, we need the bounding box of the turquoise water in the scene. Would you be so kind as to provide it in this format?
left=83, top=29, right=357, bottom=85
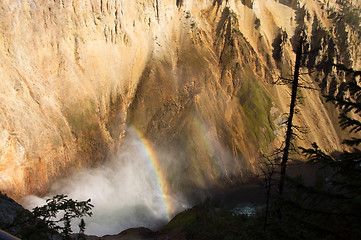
left=231, top=203, right=264, bottom=215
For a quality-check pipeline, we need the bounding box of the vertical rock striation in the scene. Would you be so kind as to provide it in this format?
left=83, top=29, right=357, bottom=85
left=0, top=0, right=359, bottom=198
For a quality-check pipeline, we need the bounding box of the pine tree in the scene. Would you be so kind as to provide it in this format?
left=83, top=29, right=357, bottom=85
left=32, top=195, right=93, bottom=239
left=5, top=194, right=93, bottom=240
left=282, top=65, right=361, bottom=240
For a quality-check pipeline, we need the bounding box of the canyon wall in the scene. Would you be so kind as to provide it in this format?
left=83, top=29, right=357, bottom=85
left=0, top=0, right=360, bottom=198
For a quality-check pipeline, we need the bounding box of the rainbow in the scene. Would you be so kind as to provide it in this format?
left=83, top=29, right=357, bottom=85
left=191, top=113, right=222, bottom=178
left=128, top=125, right=172, bottom=220
left=191, top=112, right=239, bottom=182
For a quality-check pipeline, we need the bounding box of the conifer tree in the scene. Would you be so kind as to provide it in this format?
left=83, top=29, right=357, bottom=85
left=282, top=65, right=361, bottom=240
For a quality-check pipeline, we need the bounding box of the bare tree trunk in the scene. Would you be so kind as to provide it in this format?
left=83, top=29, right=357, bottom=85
left=279, top=37, right=303, bottom=197
left=264, top=170, right=272, bottom=232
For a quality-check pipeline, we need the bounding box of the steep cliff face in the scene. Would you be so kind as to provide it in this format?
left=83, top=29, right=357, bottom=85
left=0, top=0, right=360, bottom=198
left=0, top=0, right=159, bottom=196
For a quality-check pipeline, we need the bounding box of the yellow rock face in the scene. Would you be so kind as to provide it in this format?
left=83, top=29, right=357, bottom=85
left=0, top=0, right=359, bottom=198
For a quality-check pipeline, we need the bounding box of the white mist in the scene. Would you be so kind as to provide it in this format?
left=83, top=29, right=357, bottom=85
left=22, top=133, right=187, bottom=236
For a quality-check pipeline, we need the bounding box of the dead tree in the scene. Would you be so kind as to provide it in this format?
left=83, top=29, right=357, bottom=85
left=278, top=37, right=303, bottom=197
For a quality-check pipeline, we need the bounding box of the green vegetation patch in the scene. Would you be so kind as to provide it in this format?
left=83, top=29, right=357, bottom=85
left=237, top=68, right=275, bottom=151
left=160, top=208, right=198, bottom=232
left=159, top=199, right=265, bottom=240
